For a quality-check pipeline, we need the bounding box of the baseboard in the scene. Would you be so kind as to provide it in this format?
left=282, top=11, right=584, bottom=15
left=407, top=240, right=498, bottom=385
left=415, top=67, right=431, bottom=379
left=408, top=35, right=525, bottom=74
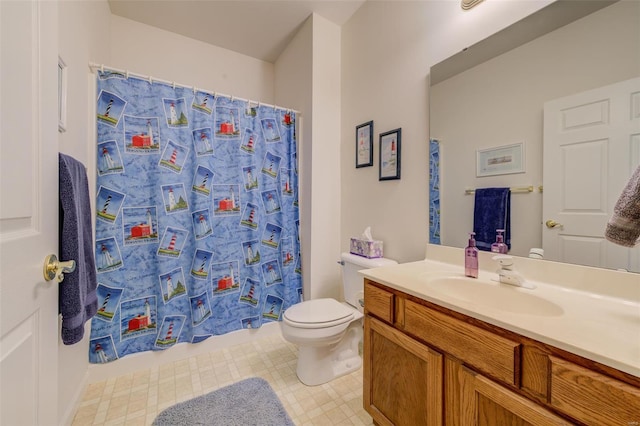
left=86, top=322, right=282, bottom=383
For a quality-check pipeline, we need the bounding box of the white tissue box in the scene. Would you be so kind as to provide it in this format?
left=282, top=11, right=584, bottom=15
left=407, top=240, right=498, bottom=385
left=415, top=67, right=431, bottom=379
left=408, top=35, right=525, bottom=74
left=350, top=238, right=384, bottom=259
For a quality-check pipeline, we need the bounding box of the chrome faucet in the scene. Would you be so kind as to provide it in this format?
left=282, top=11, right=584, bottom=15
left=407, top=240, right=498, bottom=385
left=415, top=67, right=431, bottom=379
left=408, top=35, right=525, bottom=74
left=492, top=255, right=534, bottom=289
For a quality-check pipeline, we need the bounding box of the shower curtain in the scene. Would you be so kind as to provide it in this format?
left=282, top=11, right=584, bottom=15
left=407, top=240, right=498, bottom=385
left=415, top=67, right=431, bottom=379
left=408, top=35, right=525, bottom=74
left=429, top=139, right=440, bottom=244
left=89, top=70, right=302, bottom=363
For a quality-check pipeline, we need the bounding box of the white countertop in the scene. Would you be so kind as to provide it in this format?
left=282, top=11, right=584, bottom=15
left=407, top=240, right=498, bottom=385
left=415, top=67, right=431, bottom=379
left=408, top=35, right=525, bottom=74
left=360, top=257, right=640, bottom=378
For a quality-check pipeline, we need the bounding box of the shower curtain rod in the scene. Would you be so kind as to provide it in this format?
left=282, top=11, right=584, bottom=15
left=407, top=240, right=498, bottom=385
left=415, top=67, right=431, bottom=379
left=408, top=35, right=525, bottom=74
left=88, top=62, right=301, bottom=114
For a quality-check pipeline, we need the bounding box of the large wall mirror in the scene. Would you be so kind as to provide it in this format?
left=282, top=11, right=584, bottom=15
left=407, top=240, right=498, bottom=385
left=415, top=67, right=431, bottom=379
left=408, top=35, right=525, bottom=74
left=430, top=0, right=640, bottom=272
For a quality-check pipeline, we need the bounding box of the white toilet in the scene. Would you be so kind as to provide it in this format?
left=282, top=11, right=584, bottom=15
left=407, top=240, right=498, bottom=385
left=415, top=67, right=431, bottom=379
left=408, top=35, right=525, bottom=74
left=281, top=252, right=397, bottom=386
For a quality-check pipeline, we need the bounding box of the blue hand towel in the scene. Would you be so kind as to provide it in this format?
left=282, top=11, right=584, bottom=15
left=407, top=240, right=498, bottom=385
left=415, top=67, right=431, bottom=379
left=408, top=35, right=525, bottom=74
left=473, top=188, right=511, bottom=252
left=59, top=153, right=98, bottom=345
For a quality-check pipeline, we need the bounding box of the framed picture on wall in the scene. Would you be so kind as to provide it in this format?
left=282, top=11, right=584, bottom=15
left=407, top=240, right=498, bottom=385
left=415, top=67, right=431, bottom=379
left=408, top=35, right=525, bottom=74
left=476, top=142, right=525, bottom=177
left=379, top=128, right=401, bottom=181
left=355, top=121, right=373, bottom=168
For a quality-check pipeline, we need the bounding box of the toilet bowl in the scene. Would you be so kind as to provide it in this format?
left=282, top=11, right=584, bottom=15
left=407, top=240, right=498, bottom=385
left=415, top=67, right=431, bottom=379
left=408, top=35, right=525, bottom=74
left=280, top=252, right=397, bottom=386
left=281, top=298, right=364, bottom=386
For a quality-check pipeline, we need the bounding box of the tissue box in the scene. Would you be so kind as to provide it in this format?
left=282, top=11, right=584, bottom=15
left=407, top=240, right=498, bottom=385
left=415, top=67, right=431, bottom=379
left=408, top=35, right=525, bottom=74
left=350, top=238, right=384, bottom=259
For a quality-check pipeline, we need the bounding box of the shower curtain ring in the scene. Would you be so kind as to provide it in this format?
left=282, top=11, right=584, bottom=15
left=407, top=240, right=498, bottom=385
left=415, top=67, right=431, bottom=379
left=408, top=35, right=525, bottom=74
left=100, top=64, right=104, bottom=73
left=126, top=70, right=130, bottom=79
left=193, top=86, right=197, bottom=94
left=172, top=81, right=176, bottom=89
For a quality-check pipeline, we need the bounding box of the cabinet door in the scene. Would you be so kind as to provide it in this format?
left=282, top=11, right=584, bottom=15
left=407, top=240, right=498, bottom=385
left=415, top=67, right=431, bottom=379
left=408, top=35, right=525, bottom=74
left=460, top=366, right=572, bottom=426
left=549, top=356, right=640, bottom=426
left=364, top=316, right=443, bottom=426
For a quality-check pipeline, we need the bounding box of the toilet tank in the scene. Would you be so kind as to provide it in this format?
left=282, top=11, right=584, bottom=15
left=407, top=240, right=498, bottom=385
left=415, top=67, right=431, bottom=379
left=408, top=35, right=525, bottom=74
left=341, top=252, right=397, bottom=311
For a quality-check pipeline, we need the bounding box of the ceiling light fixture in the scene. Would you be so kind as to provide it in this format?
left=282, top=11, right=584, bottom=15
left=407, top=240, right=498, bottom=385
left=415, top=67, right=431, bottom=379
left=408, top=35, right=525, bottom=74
left=461, top=0, right=484, bottom=10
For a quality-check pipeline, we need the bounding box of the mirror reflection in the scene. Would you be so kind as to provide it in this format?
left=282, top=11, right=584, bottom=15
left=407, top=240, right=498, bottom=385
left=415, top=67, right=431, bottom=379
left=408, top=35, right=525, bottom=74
left=430, top=0, right=640, bottom=272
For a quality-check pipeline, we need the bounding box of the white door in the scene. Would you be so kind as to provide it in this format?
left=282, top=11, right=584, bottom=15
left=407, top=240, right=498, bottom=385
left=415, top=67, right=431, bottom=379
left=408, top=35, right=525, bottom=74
left=1, top=1, right=60, bottom=424
left=543, top=77, right=640, bottom=272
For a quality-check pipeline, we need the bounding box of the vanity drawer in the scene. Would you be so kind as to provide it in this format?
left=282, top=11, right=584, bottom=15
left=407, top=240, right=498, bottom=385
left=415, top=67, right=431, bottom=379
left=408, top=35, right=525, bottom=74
left=404, top=300, right=520, bottom=386
left=549, top=356, right=640, bottom=426
left=364, top=281, right=394, bottom=323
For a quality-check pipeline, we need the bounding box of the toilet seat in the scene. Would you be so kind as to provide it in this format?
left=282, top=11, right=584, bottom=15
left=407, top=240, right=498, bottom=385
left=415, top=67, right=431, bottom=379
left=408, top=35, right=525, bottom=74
left=284, top=298, right=355, bottom=329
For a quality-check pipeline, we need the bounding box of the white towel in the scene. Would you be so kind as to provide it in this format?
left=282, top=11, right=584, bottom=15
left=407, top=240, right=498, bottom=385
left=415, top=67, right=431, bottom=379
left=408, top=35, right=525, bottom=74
left=605, top=164, right=640, bottom=247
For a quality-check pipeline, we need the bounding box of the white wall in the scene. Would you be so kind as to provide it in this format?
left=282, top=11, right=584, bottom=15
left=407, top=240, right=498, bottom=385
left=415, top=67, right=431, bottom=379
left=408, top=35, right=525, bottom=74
left=340, top=0, right=553, bottom=263
left=431, top=1, right=640, bottom=256
left=275, top=14, right=342, bottom=300
left=274, top=17, right=313, bottom=298
left=57, top=0, right=111, bottom=424
left=109, top=15, right=275, bottom=103
left=309, top=15, right=342, bottom=299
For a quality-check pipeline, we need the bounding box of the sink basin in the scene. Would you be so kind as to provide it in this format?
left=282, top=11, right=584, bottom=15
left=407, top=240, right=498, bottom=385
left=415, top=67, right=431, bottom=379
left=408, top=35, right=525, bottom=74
left=423, top=276, right=564, bottom=317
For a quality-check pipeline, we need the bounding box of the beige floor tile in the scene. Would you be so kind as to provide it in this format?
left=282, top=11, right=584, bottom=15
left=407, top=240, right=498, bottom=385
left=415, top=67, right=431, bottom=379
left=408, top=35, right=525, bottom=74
left=72, top=404, right=99, bottom=423
left=325, top=405, right=349, bottom=423
left=92, top=410, right=107, bottom=424
left=156, top=399, right=176, bottom=412
left=107, top=395, right=130, bottom=409
left=82, top=383, right=106, bottom=402
left=113, top=375, right=133, bottom=391
left=126, top=397, right=148, bottom=414
left=104, top=404, right=128, bottom=421
left=96, top=400, right=110, bottom=413
left=103, top=417, right=126, bottom=426
left=129, top=388, right=148, bottom=403
left=123, top=415, right=146, bottom=426
left=145, top=413, right=158, bottom=425
left=73, top=335, right=373, bottom=425
left=101, top=384, right=115, bottom=398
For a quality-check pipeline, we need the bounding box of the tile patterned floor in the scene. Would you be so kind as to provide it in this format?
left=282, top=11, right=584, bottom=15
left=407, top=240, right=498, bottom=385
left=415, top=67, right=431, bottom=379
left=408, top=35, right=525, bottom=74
left=72, top=334, right=373, bottom=425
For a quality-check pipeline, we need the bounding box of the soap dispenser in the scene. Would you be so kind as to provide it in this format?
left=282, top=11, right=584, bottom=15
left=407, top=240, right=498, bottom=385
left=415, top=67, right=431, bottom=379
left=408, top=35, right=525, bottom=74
left=465, top=232, right=479, bottom=278
left=491, top=229, right=508, bottom=254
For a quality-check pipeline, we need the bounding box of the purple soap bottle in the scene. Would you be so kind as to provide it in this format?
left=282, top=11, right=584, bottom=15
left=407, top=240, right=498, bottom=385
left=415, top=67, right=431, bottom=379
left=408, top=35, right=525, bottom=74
left=491, top=229, right=508, bottom=254
left=465, top=232, right=479, bottom=278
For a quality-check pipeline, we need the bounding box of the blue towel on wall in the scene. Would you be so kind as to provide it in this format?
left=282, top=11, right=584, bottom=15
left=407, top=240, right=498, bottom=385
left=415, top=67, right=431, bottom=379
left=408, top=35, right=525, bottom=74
left=473, top=188, right=511, bottom=252
left=59, top=153, right=98, bottom=345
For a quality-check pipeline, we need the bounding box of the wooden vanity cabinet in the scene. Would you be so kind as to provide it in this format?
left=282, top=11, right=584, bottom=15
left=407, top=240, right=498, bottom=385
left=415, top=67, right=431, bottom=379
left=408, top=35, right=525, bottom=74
left=363, top=279, right=640, bottom=426
left=364, top=316, right=443, bottom=426
left=364, top=282, right=443, bottom=425
left=458, top=366, right=571, bottom=425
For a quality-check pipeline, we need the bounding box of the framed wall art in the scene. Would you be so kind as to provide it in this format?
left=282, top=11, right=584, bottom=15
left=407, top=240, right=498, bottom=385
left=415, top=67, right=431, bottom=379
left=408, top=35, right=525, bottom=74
left=355, top=121, right=374, bottom=168
left=379, top=128, right=401, bottom=181
left=356, top=121, right=373, bottom=168
left=476, top=142, right=525, bottom=177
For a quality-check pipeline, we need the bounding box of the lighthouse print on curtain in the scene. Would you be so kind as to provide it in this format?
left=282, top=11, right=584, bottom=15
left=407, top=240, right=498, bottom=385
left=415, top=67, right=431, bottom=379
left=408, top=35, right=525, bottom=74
left=89, top=71, right=301, bottom=363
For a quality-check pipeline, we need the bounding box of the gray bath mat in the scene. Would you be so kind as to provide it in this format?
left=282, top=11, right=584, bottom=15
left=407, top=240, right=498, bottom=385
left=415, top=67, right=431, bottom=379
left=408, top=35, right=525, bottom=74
left=152, top=377, right=295, bottom=426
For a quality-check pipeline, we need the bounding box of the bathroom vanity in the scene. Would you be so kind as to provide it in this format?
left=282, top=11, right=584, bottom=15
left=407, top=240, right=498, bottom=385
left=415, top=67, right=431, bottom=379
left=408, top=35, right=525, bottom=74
left=360, top=249, right=640, bottom=425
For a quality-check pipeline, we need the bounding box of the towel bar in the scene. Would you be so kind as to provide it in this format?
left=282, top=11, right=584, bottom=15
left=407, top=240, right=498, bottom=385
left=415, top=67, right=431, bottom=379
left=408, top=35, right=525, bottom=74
left=465, top=186, right=533, bottom=195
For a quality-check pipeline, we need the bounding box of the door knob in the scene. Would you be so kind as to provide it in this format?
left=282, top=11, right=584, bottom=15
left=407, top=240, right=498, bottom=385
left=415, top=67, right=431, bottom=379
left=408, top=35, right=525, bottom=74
left=43, top=254, right=76, bottom=283
left=545, top=219, right=563, bottom=229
